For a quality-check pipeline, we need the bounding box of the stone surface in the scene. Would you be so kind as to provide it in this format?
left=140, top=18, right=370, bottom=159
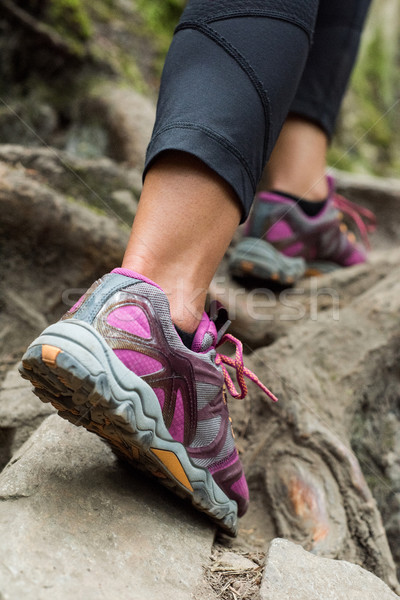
left=0, top=154, right=130, bottom=356
left=70, top=86, right=156, bottom=168
left=0, top=144, right=142, bottom=223
left=261, top=539, right=399, bottom=600
left=2, top=148, right=400, bottom=596
left=0, top=415, right=215, bottom=600
left=0, top=363, right=55, bottom=468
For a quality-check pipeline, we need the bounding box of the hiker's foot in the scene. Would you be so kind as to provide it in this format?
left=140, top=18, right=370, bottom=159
left=229, top=176, right=376, bottom=284
left=19, top=269, right=277, bottom=535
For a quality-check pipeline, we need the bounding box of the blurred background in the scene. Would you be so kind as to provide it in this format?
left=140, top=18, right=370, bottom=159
left=0, top=0, right=399, bottom=176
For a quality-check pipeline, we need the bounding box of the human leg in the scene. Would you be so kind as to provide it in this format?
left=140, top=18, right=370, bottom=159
left=20, top=0, right=319, bottom=533
left=230, top=0, right=375, bottom=282
left=122, top=2, right=318, bottom=332
left=122, top=151, right=241, bottom=333
left=262, top=115, right=329, bottom=201
left=263, top=0, right=372, bottom=199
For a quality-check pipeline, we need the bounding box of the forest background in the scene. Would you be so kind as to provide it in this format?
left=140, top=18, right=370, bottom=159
left=0, top=0, right=399, bottom=177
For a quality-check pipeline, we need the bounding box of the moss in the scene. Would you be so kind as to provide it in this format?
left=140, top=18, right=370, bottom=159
left=331, top=24, right=400, bottom=176
left=327, top=146, right=359, bottom=173
left=84, top=0, right=114, bottom=24
left=46, top=0, right=93, bottom=42
left=136, top=0, right=185, bottom=72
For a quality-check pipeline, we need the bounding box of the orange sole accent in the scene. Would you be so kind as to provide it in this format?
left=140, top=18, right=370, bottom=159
left=42, top=345, right=62, bottom=367
left=150, top=448, right=193, bottom=492
left=239, top=260, right=254, bottom=273
left=304, top=268, right=323, bottom=278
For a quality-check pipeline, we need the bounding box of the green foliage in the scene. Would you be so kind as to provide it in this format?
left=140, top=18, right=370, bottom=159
left=47, top=0, right=93, bottom=42
left=136, top=0, right=185, bottom=67
left=352, top=29, right=394, bottom=147
left=330, top=24, right=400, bottom=176
left=85, top=0, right=114, bottom=24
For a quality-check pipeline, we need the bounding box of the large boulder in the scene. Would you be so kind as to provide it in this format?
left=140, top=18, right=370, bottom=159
left=68, top=86, right=156, bottom=168
left=0, top=363, right=55, bottom=469
left=0, top=415, right=214, bottom=600
left=261, top=538, right=399, bottom=600
left=0, top=149, right=133, bottom=357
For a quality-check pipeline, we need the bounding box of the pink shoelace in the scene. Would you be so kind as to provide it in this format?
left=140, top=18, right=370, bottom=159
left=333, top=193, right=376, bottom=249
left=215, top=333, right=278, bottom=402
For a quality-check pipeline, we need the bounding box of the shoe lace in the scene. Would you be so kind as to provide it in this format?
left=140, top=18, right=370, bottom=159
left=333, top=193, right=376, bottom=249
left=215, top=333, right=278, bottom=402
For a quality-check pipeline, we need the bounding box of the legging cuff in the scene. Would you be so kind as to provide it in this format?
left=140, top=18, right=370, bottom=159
left=144, top=125, right=255, bottom=222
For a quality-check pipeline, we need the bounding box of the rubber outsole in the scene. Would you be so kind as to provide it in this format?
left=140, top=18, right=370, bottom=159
left=19, top=320, right=238, bottom=536
left=305, top=260, right=340, bottom=276
left=229, top=238, right=306, bottom=285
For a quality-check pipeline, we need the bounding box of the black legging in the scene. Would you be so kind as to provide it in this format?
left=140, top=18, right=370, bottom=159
left=144, top=0, right=372, bottom=220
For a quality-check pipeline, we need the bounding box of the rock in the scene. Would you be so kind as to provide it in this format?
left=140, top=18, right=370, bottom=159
left=0, top=415, right=214, bottom=600
left=260, top=539, right=399, bottom=600
left=0, top=154, right=130, bottom=356
left=0, top=144, right=142, bottom=221
left=211, top=245, right=400, bottom=348
left=0, top=101, right=58, bottom=148
left=350, top=336, right=400, bottom=580
left=0, top=363, right=55, bottom=468
left=69, top=85, right=156, bottom=168
left=111, top=189, right=139, bottom=222
left=213, top=175, right=400, bottom=584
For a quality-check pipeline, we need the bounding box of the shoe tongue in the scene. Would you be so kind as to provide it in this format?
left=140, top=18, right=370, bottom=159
left=191, top=301, right=231, bottom=353
left=191, top=312, right=218, bottom=353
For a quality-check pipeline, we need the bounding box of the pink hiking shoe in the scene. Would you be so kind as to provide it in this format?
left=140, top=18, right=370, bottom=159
left=19, top=268, right=277, bottom=535
left=230, top=176, right=376, bottom=284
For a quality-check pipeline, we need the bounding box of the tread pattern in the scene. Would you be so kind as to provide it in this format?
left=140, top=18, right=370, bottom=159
left=229, top=238, right=306, bottom=284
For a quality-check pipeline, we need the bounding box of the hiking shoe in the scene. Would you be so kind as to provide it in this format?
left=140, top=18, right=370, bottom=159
left=229, top=176, right=376, bottom=284
left=19, top=268, right=277, bottom=535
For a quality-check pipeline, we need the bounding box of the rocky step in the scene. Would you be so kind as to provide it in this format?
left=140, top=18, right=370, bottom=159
left=260, top=539, right=399, bottom=600
left=0, top=363, right=55, bottom=469
left=0, top=415, right=215, bottom=600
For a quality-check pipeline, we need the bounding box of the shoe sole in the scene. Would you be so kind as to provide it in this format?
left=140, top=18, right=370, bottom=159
left=19, top=319, right=238, bottom=535
left=305, top=261, right=340, bottom=276
left=229, top=238, right=306, bottom=285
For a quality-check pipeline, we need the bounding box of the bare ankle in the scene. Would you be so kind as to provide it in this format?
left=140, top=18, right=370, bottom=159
left=268, top=175, right=329, bottom=201
left=122, top=256, right=204, bottom=333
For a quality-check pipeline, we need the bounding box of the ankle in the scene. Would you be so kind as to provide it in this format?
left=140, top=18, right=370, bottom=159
left=121, top=256, right=205, bottom=333
left=267, top=176, right=329, bottom=201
